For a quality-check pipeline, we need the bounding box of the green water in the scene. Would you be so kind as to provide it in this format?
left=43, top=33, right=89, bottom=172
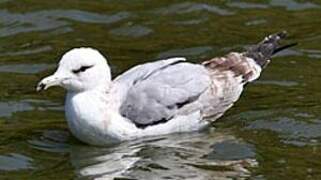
left=0, top=0, right=321, bottom=179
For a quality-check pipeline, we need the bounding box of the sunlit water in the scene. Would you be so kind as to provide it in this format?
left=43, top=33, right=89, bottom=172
left=0, top=0, right=321, bottom=179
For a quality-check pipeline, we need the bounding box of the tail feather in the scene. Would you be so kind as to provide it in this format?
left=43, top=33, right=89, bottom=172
left=202, top=31, right=297, bottom=83
left=244, top=31, right=297, bottom=68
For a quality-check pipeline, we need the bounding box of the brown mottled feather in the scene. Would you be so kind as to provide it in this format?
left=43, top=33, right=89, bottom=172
left=202, top=52, right=254, bottom=82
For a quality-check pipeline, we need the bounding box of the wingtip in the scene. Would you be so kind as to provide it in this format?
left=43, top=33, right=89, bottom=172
left=264, top=31, right=288, bottom=43
left=272, top=42, right=298, bottom=55
left=244, top=30, right=297, bottom=68
left=276, top=30, right=287, bottom=39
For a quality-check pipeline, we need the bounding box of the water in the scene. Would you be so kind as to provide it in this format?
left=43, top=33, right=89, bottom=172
left=0, top=0, right=320, bottom=179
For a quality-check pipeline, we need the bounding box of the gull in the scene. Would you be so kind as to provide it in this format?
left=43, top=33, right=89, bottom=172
left=37, top=31, right=296, bottom=145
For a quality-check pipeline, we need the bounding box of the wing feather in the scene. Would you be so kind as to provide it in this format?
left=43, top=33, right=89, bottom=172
left=118, top=60, right=210, bottom=128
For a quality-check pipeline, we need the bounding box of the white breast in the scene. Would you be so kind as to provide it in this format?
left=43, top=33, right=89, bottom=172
left=65, top=91, right=121, bottom=145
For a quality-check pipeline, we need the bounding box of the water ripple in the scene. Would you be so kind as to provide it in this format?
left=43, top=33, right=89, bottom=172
left=255, top=80, right=299, bottom=87
left=0, top=46, right=52, bottom=57
left=205, top=140, right=256, bottom=160
left=0, top=10, right=131, bottom=37
left=0, top=101, right=33, bottom=118
left=157, top=46, right=213, bottom=59
left=270, top=0, right=320, bottom=11
left=227, top=2, right=268, bottom=9
left=110, top=24, right=153, bottom=38
left=0, top=63, right=54, bottom=74
left=155, top=2, right=234, bottom=16
left=301, top=49, right=321, bottom=59
left=247, top=117, right=321, bottom=146
left=245, top=19, right=267, bottom=26
left=0, top=99, right=62, bottom=118
left=174, top=17, right=209, bottom=25
left=0, top=153, right=34, bottom=171
left=28, top=130, right=70, bottom=153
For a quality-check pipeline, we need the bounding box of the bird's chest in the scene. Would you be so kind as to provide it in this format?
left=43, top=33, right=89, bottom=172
left=65, top=92, right=118, bottom=145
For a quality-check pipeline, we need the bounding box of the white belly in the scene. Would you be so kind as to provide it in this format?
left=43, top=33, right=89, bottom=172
left=64, top=92, right=210, bottom=146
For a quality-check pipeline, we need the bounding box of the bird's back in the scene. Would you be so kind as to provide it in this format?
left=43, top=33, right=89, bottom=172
left=117, top=31, right=296, bottom=128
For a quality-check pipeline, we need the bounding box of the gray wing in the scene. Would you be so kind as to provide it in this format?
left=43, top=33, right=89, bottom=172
left=118, top=59, right=210, bottom=128
left=114, top=57, right=187, bottom=85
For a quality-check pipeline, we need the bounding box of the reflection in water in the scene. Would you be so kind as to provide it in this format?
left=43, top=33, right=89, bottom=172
left=26, top=130, right=258, bottom=179
left=28, top=130, right=70, bottom=153
left=66, top=132, right=257, bottom=179
left=206, top=140, right=255, bottom=160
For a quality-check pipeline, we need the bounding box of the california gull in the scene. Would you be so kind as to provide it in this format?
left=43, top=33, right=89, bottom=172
left=37, top=31, right=297, bottom=145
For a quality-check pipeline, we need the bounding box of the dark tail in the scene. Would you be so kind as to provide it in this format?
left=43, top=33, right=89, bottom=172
left=244, top=31, right=298, bottom=68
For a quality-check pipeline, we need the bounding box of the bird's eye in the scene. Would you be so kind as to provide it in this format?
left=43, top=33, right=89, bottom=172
left=72, top=65, right=93, bottom=74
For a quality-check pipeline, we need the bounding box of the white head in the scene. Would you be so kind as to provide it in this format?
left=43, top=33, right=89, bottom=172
left=37, top=47, right=112, bottom=92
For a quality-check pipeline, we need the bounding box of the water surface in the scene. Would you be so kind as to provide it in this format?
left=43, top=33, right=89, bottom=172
left=0, top=0, right=321, bottom=179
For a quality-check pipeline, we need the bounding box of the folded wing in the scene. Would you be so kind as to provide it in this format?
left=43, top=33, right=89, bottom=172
left=116, top=58, right=211, bottom=128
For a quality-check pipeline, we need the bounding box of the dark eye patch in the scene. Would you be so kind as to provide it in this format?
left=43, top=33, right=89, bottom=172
left=72, top=65, right=94, bottom=74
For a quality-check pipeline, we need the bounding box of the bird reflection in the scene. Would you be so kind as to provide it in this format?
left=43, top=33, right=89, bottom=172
left=30, top=129, right=258, bottom=179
